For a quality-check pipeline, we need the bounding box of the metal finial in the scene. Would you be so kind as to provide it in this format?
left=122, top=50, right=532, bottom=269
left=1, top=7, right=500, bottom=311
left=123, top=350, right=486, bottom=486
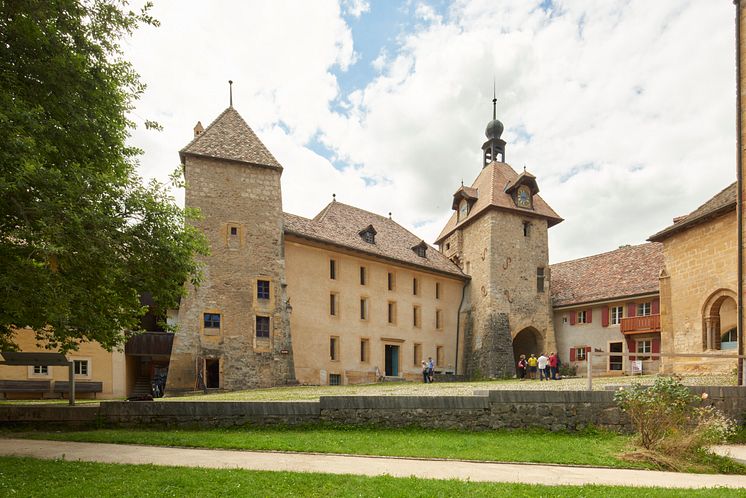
left=523, top=165, right=526, bottom=172
left=492, top=78, right=497, bottom=120
left=461, top=179, right=464, bottom=187
left=388, top=212, right=392, bottom=219
left=229, top=80, right=233, bottom=107
left=332, top=193, right=336, bottom=202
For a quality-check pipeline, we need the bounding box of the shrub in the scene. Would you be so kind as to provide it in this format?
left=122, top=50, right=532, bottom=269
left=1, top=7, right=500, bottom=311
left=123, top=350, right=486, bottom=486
left=558, top=363, right=577, bottom=377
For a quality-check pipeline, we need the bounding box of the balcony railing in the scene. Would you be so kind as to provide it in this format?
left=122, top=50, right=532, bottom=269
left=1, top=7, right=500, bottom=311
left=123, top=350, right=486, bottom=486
left=620, top=314, right=660, bottom=334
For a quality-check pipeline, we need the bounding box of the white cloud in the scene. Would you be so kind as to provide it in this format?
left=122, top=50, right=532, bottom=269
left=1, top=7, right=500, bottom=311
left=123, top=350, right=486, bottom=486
left=126, top=0, right=737, bottom=264
left=343, top=0, right=370, bottom=18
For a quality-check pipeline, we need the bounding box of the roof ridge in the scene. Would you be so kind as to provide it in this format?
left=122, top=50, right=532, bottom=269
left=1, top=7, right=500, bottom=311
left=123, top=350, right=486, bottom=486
left=551, top=242, right=659, bottom=268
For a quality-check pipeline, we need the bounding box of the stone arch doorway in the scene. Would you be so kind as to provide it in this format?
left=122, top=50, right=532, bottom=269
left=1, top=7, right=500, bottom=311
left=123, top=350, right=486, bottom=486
left=702, top=289, right=737, bottom=350
left=512, top=327, right=543, bottom=366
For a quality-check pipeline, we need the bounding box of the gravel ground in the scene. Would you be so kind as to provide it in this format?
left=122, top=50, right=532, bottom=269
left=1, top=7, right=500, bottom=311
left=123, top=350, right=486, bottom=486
left=163, top=374, right=737, bottom=402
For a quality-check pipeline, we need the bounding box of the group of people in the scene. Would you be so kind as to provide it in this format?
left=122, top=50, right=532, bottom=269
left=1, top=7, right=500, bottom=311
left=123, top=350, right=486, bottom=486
left=421, top=357, right=435, bottom=383
left=517, top=352, right=561, bottom=381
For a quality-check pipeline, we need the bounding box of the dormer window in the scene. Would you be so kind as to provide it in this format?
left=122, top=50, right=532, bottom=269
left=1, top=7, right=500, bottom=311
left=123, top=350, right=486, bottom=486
left=359, top=225, right=377, bottom=244
left=412, top=241, right=428, bottom=258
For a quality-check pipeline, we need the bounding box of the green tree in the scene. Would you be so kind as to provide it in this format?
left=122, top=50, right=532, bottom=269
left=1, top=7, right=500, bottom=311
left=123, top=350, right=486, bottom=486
left=0, top=0, right=207, bottom=352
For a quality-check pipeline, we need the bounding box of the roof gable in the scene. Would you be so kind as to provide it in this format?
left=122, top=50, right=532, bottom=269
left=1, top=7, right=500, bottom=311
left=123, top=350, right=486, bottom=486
left=179, top=107, right=282, bottom=169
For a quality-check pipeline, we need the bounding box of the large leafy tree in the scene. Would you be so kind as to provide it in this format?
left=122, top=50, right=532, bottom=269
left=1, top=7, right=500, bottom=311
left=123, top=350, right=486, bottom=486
left=0, top=0, right=207, bottom=352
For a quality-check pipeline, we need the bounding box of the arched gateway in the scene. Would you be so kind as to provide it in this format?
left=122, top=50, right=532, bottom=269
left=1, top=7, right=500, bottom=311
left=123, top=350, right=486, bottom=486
left=512, top=327, right=544, bottom=367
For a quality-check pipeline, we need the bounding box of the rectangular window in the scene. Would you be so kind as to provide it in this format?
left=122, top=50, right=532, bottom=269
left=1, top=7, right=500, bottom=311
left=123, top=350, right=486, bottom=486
left=330, top=259, right=337, bottom=280
left=436, top=346, right=444, bottom=367
left=435, top=282, right=441, bottom=299
left=610, top=306, right=624, bottom=325
left=413, top=305, right=421, bottom=328
left=388, top=301, right=397, bottom=324
left=574, top=347, right=587, bottom=361
left=413, top=277, right=419, bottom=296
left=523, top=221, right=530, bottom=237
left=330, top=293, right=338, bottom=316
left=330, top=336, right=339, bottom=361
left=256, top=316, right=270, bottom=338
left=576, top=310, right=587, bottom=324
left=387, top=272, right=395, bottom=291
left=204, top=313, right=221, bottom=329
left=329, top=373, right=341, bottom=385
left=413, top=343, right=422, bottom=366
left=636, top=339, right=652, bottom=360
left=73, top=360, right=89, bottom=376
left=435, top=309, right=442, bottom=330
left=257, top=280, right=270, bottom=300
left=536, top=267, right=545, bottom=293
left=637, top=302, right=652, bottom=316
left=230, top=226, right=238, bottom=236
left=360, top=266, right=367, bottom=285
left=360, top=298, right=368, bottom=320
left=609, top=341, right=623, bottom=371
left=360, top=339, right=369, bottom=363
left=33, top=365, right=48, bottom=375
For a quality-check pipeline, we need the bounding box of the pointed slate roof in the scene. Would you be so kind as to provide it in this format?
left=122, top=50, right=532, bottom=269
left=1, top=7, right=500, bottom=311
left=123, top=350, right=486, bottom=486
left=179, top=107, right=282, bottom=169
left=283, top=202, right=466, bottom=279
left=648, top=182, right=737, bottom=242
left=435, top=161, right=562, bottom=244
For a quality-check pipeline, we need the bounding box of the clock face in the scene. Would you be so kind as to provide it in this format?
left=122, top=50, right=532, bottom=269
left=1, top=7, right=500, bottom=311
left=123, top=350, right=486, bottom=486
left=516, top=186, right=531, bottom=208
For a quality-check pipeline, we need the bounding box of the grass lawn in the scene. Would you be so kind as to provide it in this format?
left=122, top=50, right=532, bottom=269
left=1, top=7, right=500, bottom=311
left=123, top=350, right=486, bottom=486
left=0, top=456, right=741, bottom=497
left=9, top=426, right=644, bottom=469
left=162, top=374, right=737, bottom=401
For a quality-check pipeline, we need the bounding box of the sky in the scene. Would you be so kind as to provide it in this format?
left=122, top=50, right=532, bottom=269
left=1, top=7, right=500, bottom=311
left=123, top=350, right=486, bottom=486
left=124, top=0, right=737, bottom=264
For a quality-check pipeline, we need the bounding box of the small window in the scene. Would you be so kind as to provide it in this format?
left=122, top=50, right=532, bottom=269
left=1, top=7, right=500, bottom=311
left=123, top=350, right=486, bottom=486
left=359, top=225, right=377, bottom=244
left=33, top=365, right=48, bottom=375
left=257, top=280, right=270, bottom=300
left=360, top=339, right=369, bottom=362
left=413, top=343, right=422, bottom=366
left=536, top=268, right=545, bottom=293
left=575, top=347, right=587, bottom=361
left=360, top=298, right=368, bottom=320
left=388, top=302, right=396, bottom=324
left=415, top=245, right=427, bottom=258
left=610, top=306, right=624, bottom=325
left=576, top=310, right=587, bottom=324
left=458, top=200, right=468, bottom=221
left=330, top=293, right=338, bottom=316
left=256, top=316, right=270, bottom=338
left=330, top=336, right=339, bottom=361
left=637, top=302, right=652, bottom=316
left=445, top=243, right=450, bottom=250
left=360, top=266, right=367, bottom=285
left=523, top=221, right=530, bottom=237
left=435, top=282, right=440, bottom=299
left=435, top=309, right=442, bottom=330
left=329, top=373, right=341, bottom=385
left=436, top=346, right=444, bottom=367
left=636, top=339, right=652, bottom=360
left=73, top=360, right=89, bottom=376
left=204, top=313, right=221, bottom=329
left=387, top=272, right=395, bottom=291
left=413, top=305, right=421, bottom=328
left=413, top=278, right=419, bottom=296
left=330, top=259, right=337, bottom=280
left=230, top=226, right=238, bottom=236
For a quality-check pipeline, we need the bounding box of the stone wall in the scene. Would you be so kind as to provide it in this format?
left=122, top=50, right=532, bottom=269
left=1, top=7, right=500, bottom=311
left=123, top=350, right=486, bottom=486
left=4, top=387, right=743, bottom=430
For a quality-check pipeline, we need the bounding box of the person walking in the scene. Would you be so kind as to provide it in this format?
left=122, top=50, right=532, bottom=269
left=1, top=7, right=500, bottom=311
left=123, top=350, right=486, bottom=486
left=517, top=354, right=527, bottom=380
left=421, top=361, right=430, bottom=383
left=549, top=352, right=558, bottom=380
left=427, top=357, right=435, bottom=383
left=537, top=353, right=549, bottom=381
left=527, top=354, right=538, bottom=380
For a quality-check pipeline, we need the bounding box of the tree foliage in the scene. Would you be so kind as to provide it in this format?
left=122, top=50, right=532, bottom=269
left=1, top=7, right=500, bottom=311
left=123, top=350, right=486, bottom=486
left=0, top=0, right=207, bottom=352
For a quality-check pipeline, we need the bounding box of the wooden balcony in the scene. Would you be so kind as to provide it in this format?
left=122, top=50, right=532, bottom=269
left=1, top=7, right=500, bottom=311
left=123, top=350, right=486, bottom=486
left=125, top=331, right=174, bottom=356
left=620, top=314, right=660, bottom=335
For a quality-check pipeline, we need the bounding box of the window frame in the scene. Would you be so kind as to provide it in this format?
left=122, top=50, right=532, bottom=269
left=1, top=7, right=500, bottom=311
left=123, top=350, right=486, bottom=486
left=256, top=279, right=270, bottom=300
left=636, top=339, right=652, bottom=361
left=576, top=310, right=587, bottom=324
left=73, top=359, right=90, bottom=377
left=329, top=258, right=337, bottom=280
left=610, top=305, right=624, bottom=325
left=360, top=297, right=369, bottom=321
left=255, top=315, right=271, bottom=339
left=574, top=347, right=587, bottom=362
left=536, top=267, right=545, bottom=293
left=330, top=336, right=340, bottom=361
left=360, top=266, right=367, bottom=286
left=387, top=301, right=397, bottom=324
left=637, top=302, right=652, bottom=316
left=413, top=305, right=421, bottom=328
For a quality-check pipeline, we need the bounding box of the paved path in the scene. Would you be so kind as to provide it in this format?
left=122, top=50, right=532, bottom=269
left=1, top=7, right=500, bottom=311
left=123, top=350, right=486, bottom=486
left=1, top=438, right=745, bottom=489
left=711, top=445, right=746, bottom=465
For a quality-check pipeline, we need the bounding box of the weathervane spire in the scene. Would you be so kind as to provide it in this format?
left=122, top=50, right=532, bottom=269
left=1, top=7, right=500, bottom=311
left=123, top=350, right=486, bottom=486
left=229, top=80, right=233, bottom=107
left=492, top=77, right=497, bottom=120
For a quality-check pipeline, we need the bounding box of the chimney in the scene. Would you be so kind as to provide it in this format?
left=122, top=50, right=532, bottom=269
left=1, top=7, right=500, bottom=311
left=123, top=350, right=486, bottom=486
left=193, top=121, right=204, bottom=137
left=673, top=215, right=686, bottom=223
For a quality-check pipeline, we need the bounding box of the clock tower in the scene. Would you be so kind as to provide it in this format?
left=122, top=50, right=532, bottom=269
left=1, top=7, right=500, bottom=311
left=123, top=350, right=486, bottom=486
left=435, top=102, right=562, bottom=379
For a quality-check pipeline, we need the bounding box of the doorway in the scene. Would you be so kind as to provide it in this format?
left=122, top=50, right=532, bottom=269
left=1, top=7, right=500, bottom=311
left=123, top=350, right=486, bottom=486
left=384, top=345, right=399, bottom=376
left=609, top=342, right=623, bottom=371
left=205, top=359, right=220, bottom=388
left=512, top=327, right=542, bottom=366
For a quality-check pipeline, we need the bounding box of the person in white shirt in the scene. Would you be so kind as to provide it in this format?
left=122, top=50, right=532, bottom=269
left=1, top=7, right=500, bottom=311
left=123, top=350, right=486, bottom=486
left=537, top=353, right=549, bottom=381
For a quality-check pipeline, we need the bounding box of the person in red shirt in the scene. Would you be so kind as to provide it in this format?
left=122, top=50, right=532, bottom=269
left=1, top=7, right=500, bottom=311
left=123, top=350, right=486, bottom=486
left=549, top=352, right=558, bottom=380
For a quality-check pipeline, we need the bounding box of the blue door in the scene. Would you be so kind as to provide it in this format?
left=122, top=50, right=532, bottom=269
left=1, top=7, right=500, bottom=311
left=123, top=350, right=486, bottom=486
left=385, top=345, right=399, bottom=376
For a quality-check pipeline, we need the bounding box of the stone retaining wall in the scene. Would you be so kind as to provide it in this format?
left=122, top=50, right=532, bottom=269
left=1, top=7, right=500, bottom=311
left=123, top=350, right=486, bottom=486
left=1, top=387, right=744, bottom=431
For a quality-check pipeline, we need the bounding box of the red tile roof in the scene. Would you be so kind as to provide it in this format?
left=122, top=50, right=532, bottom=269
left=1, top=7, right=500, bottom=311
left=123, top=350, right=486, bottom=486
left=436, top=162, right=562, bottom=243
left=648, top=182, right=737, bottom=242
left=180, top=107, right=282, bottom=169
left=284, top=202, right=466, bottom=279
left=550, top=243, right=663, bottom=307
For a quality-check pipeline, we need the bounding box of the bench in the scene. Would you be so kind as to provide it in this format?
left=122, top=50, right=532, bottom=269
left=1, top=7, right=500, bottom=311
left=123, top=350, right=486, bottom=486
left=53, top=381, right=103, bottom=398
left=0, top=380, right=52, bottom=398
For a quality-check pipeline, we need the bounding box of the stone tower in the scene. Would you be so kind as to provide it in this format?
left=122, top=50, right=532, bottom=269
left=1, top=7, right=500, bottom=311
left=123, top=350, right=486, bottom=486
left=166, top=106, right=295, bottom=393
left=435, top=100, right=562, bottom=378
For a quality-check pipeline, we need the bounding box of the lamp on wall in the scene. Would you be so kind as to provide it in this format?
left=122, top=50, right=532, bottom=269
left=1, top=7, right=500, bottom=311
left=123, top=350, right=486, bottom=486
left=285, top=298, right=293, bottom=315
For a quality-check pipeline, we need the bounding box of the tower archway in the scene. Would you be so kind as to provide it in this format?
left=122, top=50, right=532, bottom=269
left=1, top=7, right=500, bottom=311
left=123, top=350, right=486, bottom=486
left=702, top=289, right=738, bottom=350
left=512, top=327, right=543, bottom=366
